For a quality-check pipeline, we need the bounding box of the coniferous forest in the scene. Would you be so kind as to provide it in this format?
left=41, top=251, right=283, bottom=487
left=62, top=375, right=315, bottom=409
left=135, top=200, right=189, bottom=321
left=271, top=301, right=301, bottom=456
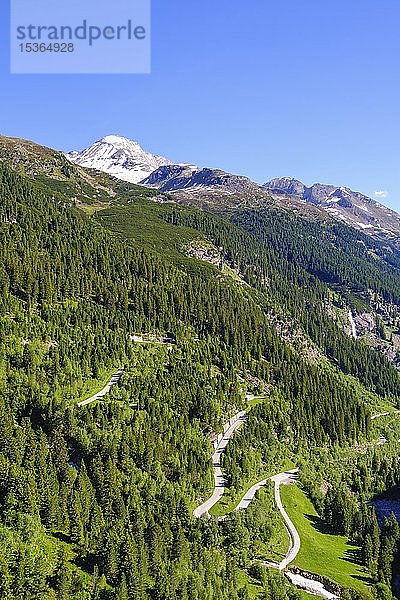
left=1, top=139, right=400, bottom=600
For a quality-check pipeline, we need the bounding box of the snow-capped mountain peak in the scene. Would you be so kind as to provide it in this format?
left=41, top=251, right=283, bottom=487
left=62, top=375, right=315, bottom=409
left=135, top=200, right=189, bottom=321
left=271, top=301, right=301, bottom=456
left=67, top=135, right=173, bottom=184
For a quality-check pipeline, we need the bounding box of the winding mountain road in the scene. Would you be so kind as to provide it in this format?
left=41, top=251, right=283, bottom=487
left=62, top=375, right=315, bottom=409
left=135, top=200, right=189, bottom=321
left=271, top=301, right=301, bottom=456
left=230, top=470, right=300, bottom=569
left=193, top=411, right=300, bottom=569
left=193, top=411, right=248, bottom=518
left=233, top=478, right=269, bottom=511
left=271, top=470, right=300, bottom=570
left=77, top=369, right=124, bottom=407
left=193, top=413, right=335, bottom=598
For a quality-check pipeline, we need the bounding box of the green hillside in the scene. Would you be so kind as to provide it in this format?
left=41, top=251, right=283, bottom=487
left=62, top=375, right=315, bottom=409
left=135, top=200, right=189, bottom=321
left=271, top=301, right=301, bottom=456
left=0, top=139, right=400, bottom=599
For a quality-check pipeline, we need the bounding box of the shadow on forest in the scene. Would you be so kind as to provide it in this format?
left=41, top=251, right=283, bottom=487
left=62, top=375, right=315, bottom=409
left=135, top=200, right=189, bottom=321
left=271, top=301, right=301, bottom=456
left=304, top=513, right=332, bottom=535
left=52, top=531, right=71, bottom=543
left=373, top=484, right=400, bottom=501
left=52, top=532, right=96, bottom=575
left=73, top=553, right=97, bottom=574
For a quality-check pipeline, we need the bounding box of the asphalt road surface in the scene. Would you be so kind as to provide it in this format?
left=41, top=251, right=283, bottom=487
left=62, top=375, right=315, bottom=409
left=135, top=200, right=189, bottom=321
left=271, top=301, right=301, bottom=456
left=77, top=370, right=124, bottom=407
left=193, top=411, right=248, bottom=518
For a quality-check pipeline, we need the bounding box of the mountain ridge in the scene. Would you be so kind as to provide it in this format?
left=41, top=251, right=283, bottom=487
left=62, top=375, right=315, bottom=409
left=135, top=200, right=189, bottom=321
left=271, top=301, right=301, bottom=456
left=2, top=132, right=400, bottom=245
left=66, top=134, right=400, bottom=243
left=264, top=176, right=400, bottom=241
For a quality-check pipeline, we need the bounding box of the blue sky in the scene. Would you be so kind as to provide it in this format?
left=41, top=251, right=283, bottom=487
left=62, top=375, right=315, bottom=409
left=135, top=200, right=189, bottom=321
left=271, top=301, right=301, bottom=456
left=1, top=0, right=399, bottom=209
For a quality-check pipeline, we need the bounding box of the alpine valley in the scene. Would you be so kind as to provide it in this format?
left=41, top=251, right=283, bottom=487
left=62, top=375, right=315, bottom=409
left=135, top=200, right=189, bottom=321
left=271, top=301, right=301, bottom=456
left=1, top=132, right=400, bottom=600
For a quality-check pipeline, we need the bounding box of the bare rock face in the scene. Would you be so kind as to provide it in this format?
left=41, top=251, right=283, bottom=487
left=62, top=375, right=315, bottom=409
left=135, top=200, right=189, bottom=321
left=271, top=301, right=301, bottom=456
left=287, top=567, right=341, bottom=599
left=186, top=241, right=222, bottom=267
left=141, top=165, right=261, bottom=195
left=264, top=177, right=307, bottom=198
left=354, top=312, right=376, bottom=334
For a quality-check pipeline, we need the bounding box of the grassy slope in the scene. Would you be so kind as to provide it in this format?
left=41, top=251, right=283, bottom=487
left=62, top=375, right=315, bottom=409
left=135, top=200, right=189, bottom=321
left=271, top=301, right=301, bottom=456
left=281, top=485, right=372, bottom=595
left=300, top=593, right=321, bottom=600
left=95, top=201, right=205, bottom=263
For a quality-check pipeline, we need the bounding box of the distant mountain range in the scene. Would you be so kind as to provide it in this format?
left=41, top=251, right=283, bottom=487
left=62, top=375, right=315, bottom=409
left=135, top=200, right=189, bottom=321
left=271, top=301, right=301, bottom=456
left=263, top=177, right=400, bottom=242
left=67, top=135, right=400, bottom=241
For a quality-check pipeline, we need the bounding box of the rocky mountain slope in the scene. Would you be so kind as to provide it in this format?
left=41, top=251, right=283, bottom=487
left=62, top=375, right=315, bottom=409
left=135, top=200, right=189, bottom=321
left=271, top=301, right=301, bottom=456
left=141, top=164, right=258, bottom=194
left=140, top=164, right=275, bottom=211
left=264, top=177, right=400, bottom=242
